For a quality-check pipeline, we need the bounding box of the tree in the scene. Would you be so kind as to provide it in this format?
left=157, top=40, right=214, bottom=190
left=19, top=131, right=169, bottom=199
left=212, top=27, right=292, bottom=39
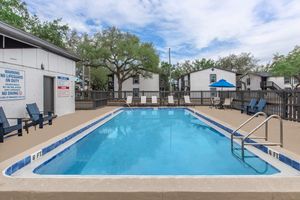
left=84, top=27, right=159, bottom=96
left=0, top=0, right=30, bottom=30
left=159, top=61, right=172, bottom=91
left=0, top=0, right=70, bottom=48
left=270, top=46, right=300, bottom=87
left=216, top=53, right=258, bottom=74
left=193, top=58, right=215, bottom=71
left=171, top=58, right=215, bottom=80
left=29, top=17, right=70, bottom=48
left=91, top=67, right=109, bottom=90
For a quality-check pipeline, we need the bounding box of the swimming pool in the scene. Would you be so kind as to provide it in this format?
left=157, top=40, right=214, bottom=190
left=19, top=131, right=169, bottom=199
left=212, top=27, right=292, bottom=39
left=30, top=108, right=280, bottom=176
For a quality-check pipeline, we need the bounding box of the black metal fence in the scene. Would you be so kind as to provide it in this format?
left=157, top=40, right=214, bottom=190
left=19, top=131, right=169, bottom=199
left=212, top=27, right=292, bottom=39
left=75, top=90, right=300, bottom=122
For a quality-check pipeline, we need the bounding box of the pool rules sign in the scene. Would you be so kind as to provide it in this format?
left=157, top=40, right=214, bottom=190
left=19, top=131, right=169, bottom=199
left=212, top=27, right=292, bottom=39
left=0, top=67, right=25, bottom=100
left=57, top=76, right=70, bottom=97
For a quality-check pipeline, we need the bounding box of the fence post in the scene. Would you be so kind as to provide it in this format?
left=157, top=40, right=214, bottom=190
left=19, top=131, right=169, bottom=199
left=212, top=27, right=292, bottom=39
left=241, top=91, right=244, bottom=109
left=200, top=91, right=203, bottom=105
left=297, top=91, right=300, bottom=122
left=282, top=91, right=288, bottom=119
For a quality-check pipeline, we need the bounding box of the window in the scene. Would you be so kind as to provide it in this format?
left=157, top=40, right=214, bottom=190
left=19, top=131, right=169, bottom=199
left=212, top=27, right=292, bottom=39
left=133, top=88, right=139, bottom=97
left=133, top=75, right=139, bottom=84
left=246, top=78, right=251, bottom=85
left=284, top=77, right=290, bottom=84
left=210, top=74, right=217, bottom=83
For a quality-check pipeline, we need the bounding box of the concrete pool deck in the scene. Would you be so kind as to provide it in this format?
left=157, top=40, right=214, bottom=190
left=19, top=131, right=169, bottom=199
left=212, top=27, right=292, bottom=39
left=0, top=106, right=300, bottom=199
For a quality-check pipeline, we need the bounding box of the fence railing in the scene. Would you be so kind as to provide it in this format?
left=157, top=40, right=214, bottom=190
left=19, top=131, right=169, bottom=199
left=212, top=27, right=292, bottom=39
left=75, top=90, right=300, bottom=122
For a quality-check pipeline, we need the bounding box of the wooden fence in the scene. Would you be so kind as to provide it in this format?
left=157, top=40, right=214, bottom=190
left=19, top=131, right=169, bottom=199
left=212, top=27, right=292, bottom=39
left=75, top=90, right=300, bottom=122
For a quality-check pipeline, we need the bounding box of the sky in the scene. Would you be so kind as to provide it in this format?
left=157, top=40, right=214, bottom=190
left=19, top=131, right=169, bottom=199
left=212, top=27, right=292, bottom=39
left=24, top=0, right=300, bottom=64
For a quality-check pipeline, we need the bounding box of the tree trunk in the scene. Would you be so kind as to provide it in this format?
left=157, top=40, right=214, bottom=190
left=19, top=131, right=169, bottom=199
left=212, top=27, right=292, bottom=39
left=117, top=78, right=123, bottom=99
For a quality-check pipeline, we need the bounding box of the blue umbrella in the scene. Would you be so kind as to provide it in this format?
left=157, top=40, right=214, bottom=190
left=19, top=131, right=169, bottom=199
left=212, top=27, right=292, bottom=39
left=210, top=79, right=235, bottom=89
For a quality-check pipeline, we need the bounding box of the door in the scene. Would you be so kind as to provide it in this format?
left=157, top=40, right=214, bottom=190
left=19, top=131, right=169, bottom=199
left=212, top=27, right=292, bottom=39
left=44, top=76, right=54, bottom=113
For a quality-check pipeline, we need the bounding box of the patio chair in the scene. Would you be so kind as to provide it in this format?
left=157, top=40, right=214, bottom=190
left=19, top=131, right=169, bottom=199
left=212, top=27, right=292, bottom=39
left=241, top=98, right=257, bottom=114
left=151, top=96, right=159, bottom=106
left=24, top=103, right=56, bottom=133
left=223, top=98, right=233, bottom=109
left=0, top=107, right=22, bottom=143
left=184, top=95, right=194, bottom=106
left=140, top=96, right=147, bottom=105
left=168, top=96, right=175, bottom=106
left=247, top=98, right=267, bottom=114
left=125, top=96, right=133, bottom=107
left=210, top=97, right=221, bottom=108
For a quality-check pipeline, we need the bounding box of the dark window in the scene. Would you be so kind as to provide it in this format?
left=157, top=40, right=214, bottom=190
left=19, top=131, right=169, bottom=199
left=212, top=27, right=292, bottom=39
left=133, top=88, right=139, bottom=97
left=133, top=75, right=139, bottom=84
left=246, top=78, right=251, bottom=85
left=284, top=77, right=290, bottom=84
left=210, top=74, right=217, bottom=83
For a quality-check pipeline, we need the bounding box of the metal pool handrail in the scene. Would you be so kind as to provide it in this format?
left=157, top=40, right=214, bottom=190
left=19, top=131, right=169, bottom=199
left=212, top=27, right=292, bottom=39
left=230, top=112, right=268, bottom=151
left=241, top=114, right=283, bottom=158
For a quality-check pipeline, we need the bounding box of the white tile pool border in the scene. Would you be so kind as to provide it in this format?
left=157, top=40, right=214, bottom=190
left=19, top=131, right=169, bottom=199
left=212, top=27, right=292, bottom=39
left=3, top=107, right=300, bottom=178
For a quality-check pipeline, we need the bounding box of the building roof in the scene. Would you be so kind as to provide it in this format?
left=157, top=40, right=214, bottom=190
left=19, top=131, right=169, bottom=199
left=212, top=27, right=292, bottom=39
left=180, top=67, right=237, bottom=78
left=240, top=71, right=271, bottom=78
left=0, top=21, right=80, bottom=62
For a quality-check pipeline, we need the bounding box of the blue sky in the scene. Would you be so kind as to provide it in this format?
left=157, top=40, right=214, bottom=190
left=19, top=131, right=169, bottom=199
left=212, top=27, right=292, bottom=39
left=24, top=0, right=300, bottom=64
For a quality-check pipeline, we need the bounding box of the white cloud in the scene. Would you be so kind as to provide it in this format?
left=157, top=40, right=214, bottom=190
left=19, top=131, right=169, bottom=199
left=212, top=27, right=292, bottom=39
left=24, top=0, right=300, bottom=63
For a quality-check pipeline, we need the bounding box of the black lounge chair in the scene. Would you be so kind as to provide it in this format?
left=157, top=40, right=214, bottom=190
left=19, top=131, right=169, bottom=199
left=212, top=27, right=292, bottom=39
left=0, top=107, right=22, bottom=143
left=24, top=103, right=56, bottom=133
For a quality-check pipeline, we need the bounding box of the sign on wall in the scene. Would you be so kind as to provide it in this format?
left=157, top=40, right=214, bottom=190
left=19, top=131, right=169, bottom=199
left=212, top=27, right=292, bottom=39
left=0, top=68, right=25, bottom=100
left=57, top=76, right=70, bottom=97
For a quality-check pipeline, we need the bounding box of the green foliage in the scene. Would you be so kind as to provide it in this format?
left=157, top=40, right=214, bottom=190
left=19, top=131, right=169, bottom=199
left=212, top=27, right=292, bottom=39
left=193, top=58, right=215, bottom=71
left=172, top=58, right=215, bottom=80
left=81, top=27, right=159, bottom=92
left=0, top=0, right=30, bottom=29
left=91, top=67, right=109, bottom=90
left=159, top=61, right=173, bottom=90
left=216, top=53, right=258, bottom=74
left=0, top=0, right=70, bottom=48
left=270, top=46, right=300, bottom=82
left=29, top=17, right=70, bottom=48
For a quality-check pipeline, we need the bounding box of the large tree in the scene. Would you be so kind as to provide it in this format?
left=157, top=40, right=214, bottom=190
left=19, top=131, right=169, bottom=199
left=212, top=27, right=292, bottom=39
left=171, top=58, right=215, bottom=80
left=216, top=52, right=258, bottom=74
left=159, top=61, right=173, bottom=91
left=28, top=17, right=70, bottom=48
left=83, top=27, right=159, bottom=96
left=270, top=46, right=300, bottom=87
left=0, top=0, right=70, bottom=48
left=0, top=0, right=30, bottom=29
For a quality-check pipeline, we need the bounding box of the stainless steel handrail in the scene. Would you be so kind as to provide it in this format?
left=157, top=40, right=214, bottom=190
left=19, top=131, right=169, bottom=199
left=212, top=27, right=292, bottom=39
left=230, top=112, right=268, bottom=151
left=241, top=114, right=283, bottom=158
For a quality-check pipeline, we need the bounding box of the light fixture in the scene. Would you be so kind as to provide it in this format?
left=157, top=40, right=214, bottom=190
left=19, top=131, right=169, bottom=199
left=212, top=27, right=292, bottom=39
left=41, top=63, right=45, bottom=70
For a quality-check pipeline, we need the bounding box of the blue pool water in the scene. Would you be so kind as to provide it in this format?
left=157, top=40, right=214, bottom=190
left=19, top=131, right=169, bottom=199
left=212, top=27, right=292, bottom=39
left=34, top=108, right=279, bottom=175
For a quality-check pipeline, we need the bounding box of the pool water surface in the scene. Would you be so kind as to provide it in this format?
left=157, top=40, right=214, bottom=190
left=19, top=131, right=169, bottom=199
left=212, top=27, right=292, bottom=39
left=34, top=108, right=279, bottom=175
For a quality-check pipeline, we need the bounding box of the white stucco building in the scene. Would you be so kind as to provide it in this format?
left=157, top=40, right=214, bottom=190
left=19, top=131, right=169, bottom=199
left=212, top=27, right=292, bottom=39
left=0, top=21, right=80, bottom=118
left=178, top=67, right=237, bottom=92
left=108, top=73, right=160, bottom=97
left=238, top=72, right=299, bottom=90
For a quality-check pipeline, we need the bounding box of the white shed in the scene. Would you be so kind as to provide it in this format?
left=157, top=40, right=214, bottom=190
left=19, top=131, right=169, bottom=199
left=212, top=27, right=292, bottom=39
left=0, top=21, right=80, bottom=118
